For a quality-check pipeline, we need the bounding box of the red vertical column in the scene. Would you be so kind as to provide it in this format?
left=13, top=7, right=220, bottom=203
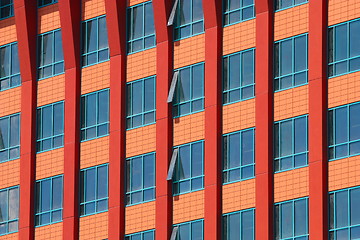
left=308, top=0, right=328, bottom=239
left=58, top=0, right=82, bottom=239
left=254, top=1, right=274, bottom=240
left=153, top=1, right=173, bottom=239
left=203, top=0, right=223, bottom=239
left=104, top=1, right=127, bottom=239
left=14, top=0, right=38, bottom=239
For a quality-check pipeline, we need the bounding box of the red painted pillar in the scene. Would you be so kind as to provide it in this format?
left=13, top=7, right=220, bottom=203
left=14, top=0, right=38, bottom=239
left=308, top=0, right=328, bottom=239
left=254, top=1, right=274, bottom=240
left=58, top=0, right=82, bottom=239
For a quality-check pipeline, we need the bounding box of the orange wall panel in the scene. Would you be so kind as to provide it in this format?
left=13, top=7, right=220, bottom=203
left=80, top=136, right=109, bottom=169
left=125, top=201, right=155, bottom=234
left=126, top=124, right=156, bottom=158
left=173, top=112, right=204, bottom=146
left=222, top=98, right=255, bottom=134
left=79, top=212, right=108, bottom=240
left=328, top=71, right=360, bottom=108
left=128, top=0, right=148, bottom=7
left=0, top=17, right=16, bottom=46
left=174, top=34, right=205, bottom=69
left=36, top=148, right=64, bottom=180
left=38, top=3, right=61, bottom=34
left=274, top=4, right=308, bottom=41
left=0, top=233, right=18, bottom=240
left=223, top=19, right=256, bottom=56
left=126, top=48, right=156, bottom=82
left=81, top=61, right=110, bottom=95
left=173, top=190, right=204, bottom=224
left=222, top=179, right=255, bottom=214
left=329, top=155, right=360, bottom=192
left=0, top=87, right=21, bottom=118
left=0, top=159, right=19, bottom=189
left=328, top=0, right=360, bottom=26
left=82, top=0, right=106, bottom=20
left=37, top=74, right=65, bottom=107
left=34, top=222, right=62, bottom=240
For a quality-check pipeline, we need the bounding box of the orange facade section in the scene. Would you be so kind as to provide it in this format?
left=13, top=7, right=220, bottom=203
left=222, top=99, right=255, bottom=134
left=173, top=191, right=204, bottom=224
left=174, top=34, right=205, bottom=69
left=328, top=71, right=360, bottom=108
left=36, top=148, right=64, bottom=180
left=274, top=85, right=308, bottom=121
left=126, top=124, right=156, bottom=158
left=0, top=159, right=19, bottom=189
left=328, top=0, right=360, bottom=26
left=38, top=3, right=60, bottom=34
left=173, top=112, right=204, bottom=146
left=80, top=136, right=109, bottom=169
left=223, top=19, right=256, bottom=56
left=34, top=222, right=62, bottom=240
left=222, top=179, right=255, bottom=214
left=329, top=155, right=360, bottom=192
left=128, top=0, right=148, bottom=7
left=82, top=0, right=106, bottom=21
left=81, top=61, right=110, bottom=95
left=274, top=3, right=308, bottom=41
left=79, top=212, right=108, bottom=240
left=126, top=48, right=156, bottom=82
left=0, top=233, right=18, bottom=240
left=125, top=201, right=155, bottom=235
left=0, top=87, right=21, bottom=117
left=0, top=17, right=16, bottom=46
left=274, top=167, right=309, bottom=203
left=37, top=74, right=65, bottom=107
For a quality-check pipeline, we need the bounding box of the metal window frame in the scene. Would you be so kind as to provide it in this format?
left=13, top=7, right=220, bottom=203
left=167, top=71, right=179, bottom=103
left=0, top=185, right=19, bottom=236
left=0, top=42, right=21, bottom=92
left=223, top=208, right=255, bottom=240
left=223, top=0, right=255, bottom=27
left=0, top=112, right=20, bottom=163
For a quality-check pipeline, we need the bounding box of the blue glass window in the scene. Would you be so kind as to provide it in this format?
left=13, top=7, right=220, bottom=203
left=174, top=0, right=204, bottom=40
left=126, top=76, right=156, bottom=129
left=173, top=62, right=204, bottom=118
left=274, top=34, right=308, bottom=91
left=0, top=186, right=19, bottom=236
left=223, top=208, right=255, bottom=240
left=274, top=198, right=309, bottom=240
left=328, top=101, right=360, bottom=160
left=0, top=42, right=20, bottom=91
left=275, top=0, right=307, bottom=11
left=125, top=229, right=155, bottom=240
left=38, top=29, right=64, bottom=80
left=174, top=219, right=204, bottom=240
left=81, top=15, right=109, bottom=67
left=36, top=101, right=64, bottom=153
left=126, top=152, right=155, bottom=206
left=274, top=115, right=308, bottom=173
left=127, top=1, right=155, bottom=54
left=223, top=0, right=255, bottom=26
left=38, top=0, right=57, bottom=7
left=0, top=113, right=20, bottom=163
left=80, top=89, right=109, bottom=141
left=223, top=48, right=255, bottom=104
left=0, top=0, right=13, bottom=20
left=35, top=175, right=63, bottom=227
left=328, top=18, right=360, bottom=78
left=80, top=164, right=108, bottom=216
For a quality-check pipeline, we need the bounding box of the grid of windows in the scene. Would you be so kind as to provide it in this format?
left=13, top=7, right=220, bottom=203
left=173, top=63, right=204, bottom=118
left=80, top=164, right=108, bottom=217
left=38, top=0, right=57, bottom=7
left=126, top=76, right=156, bottom=129
left=0, top=42, right=20, bottom=92
left=274, top=0, right=308, bottom=11
left=174, top=0, right=204, bottom=40
left=274, top=198, right=309, bottom=240
left=223, top=128, right=254, bottom=184
left=0, top=0, right=13, bottom=20
left=328, top=18, right=360, bottom=78
left=174, top=219, right=204, bottom=240
left=0, top=186, right=19, bottom=236
left=127, top=1, right=155, bottom=54
left=35, top=175, right=63, bottom=227
left=80, top=89, right=109, bottom=141
left=126, top=152, right=155, bottom=206
left=223, top=0, right=255, bottom=26
left=36, top=101, right=64, bottom=153
left=274, top=115, right=308, bottom=173
left=223, top=48, right=255, bottom=105
left=329, top=186, right=360, bottom=239
left=223, top=208, right=255, bottom=240
left=173, top=141, right=204, bottom=196
left=328, top=101, right=360, bottom=161
left=274, top=34, right=308, bottom=91
left=0, top=113, right=20, bottom=163
left=125, top=229, right=155, bottom=240
left=81, top=15, right=109, bottom=67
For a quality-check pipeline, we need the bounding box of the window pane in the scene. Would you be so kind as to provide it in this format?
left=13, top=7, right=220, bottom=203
left=97, top=165, right=108, bottom=199
left=131, top=157, right=143, bottom=191
left=228, top=213, right=240, bottom=239
left=242, top=50, right=254, bottom=86
left=0, top=190, right=8, bottom=221
left=192, top=0, right=203, bottom=22
left=0, top=46, right=10, bottom=78
left=11, top=44, right=19, bottom=75
left=350, top=188, right=360, bottom=225
left=54, top=30, right=64, bottom=62
left=178, top=145, right=191, bottom=179
left=294, top=35, right=307, bottom=72
left=86, top=94, right=97, bottom=127
left=178, top=223, right=190, bottom=240
left=335, top=25, right=348, bottom=61
left=87, top=20, right=98, bottom=53
left=178, top=68, right=191, bottom=102
left=41, top=179, right=51, bottom=212
left=229, top=54, right=241, bottom=89
left=85, top=168, right=96, bottom=201
left=335, top=107, right=348, bottom=144
left=42, top=106, right=53, bottom=138
left=132, top=6, right=144, bottom=39
left=294, top=199, right=307, bottom=236
left=8, top=188, right=19, bottom=220
left=132, top=81, right=143, bottom=115
left=281, top=202, right=293, bottom=238
left=350, top=103, right=360, bottom=141
left=144, top=3, right=155, bottom=36
left=335, top=191, right=349, bottom=228
left=280, top=120, right=293, bottom=157
left=144, top=78, right=155, bottom=112
left=350, top=20, right=360, bottom=58
left=98, top=17, right=108, bottom=49
left=242, top=130, right=254, bottom=165
left=0, top=118, right=9, bottom=149
left=192, top=221, right=203, bottom=240
left=52, top=177, right=63, bottom=209
left=294, top=117, right=307, bottom=153
left=192, top=64, right=204, bottom=99
left=98, top=90, right=109, bottom=124
left=53, top=103, right=64, bottom=136
left=191, top=142, right=203, bottom=177
left=143, top=154, right=155, bottom=188
left=229, top=133, right=241, bottom=168
left=280, top=39, right=293, bottom=75
left=242, top=210, right=254, bottom=240
left=179, top=0, right=191, bottom=25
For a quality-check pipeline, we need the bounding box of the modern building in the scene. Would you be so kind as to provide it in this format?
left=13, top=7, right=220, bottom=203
left=0, top=0, right=359, bottom=239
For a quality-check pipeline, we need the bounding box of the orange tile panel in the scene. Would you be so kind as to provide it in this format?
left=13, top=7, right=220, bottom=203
left=174, top=34, right=205, bottom=69
left=328, top=0, right=360, bottom=26
left=126, top=48, right=156, bottom=82
left=125, top=201, right=155, bottom=234
left=0, top=17, right=16, bottom=46
left=36, top=148, right=64, bottom=180
left=274, top=3, right=308, bottom=41
left=128, top=0, right=149, bottom=7
left=79, top=212, right=108, bottom=240
left=223, top=19, right=256, bottom=56
left=173, top=190, right=204, bottom=224
left=37, top=74, right=65, bottom=107
left=173, top=112, right=204, bottom=146
left=126, top=124, right=156, bottom=158
left=0, top=159, right=20, bottom=190
left=81, top=61, right=110, bottom=95
left=0, top=233, right=18, bottom=240
left=274, top=85, right=308, bottom=121
left=82, top=0, right=106, bottom=20
left=38, top=3, right=61, bottom=34
left=329, top=155, right=360, bottom=192
left=34, top=222, right=62, bottom=240
left=328, top=71, right=360, bottom=108
left=80, top=136, right=109, bottom=169
left=222, top=98, right=255, bottom=134
left=274, top=167, right=309, bottom=203
left=222, top=178, right=255, bottom=214
left=0, top=87, right=21, bottom=118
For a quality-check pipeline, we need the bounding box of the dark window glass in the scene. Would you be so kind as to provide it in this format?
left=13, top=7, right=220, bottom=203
left=0, top=0, right=13, bottom=20
left=125, top=230, right=155, bottom=240
left=38, top=0, right=57, bottom=7
left=0, top=42, right=21, bottom=91
left=0, top=113, right=20, bottom=163
left=274, top=0, right=307, bottom=11
left=175, top=219, right=204, bottom=240
left=0, top=186, right=19, bottom=236
left=223, top=208, right=255, bottom=240
left=223, top=0, right=255, bottom=26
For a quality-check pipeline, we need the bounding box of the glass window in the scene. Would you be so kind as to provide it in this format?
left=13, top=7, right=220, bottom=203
left=0, top=186, right=19, bottom=236
left=0, top=42, right=21, bottom=91
left=81, top=15, right=109, bottom=67
left=80, top=89, right=109, bottom=141
left=275, top=198, right=308, bottom=240
left=223, top=208, right=255, bottom=240
left=274, top=115, right=308, bottom=173
left=223, top=0, right=255, bottom=26
left=223, top=48, right=255, bottom=104
left=174, top=219, right=204, bottom=240
left=274, top=0, right=308, bottom=11
left=35, top=175, right=63, bottom=227
left=0, top=113, right=20, bottom=163
left=36, top=101, right=64, bottom=153
left=38, top=0, right=57, bottom=7
left=125, top=229, right=155, bottom=240
left=80, top=164, right=108, bottom=216
left=126, top=76, right=156, bottom=129
left=0, top=0, right=13, bottom=20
